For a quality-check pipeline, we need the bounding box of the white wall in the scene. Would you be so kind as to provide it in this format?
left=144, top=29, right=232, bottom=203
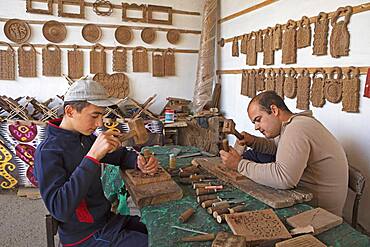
left=218, top=0, right=370, bottom=230
left=0, top=0, right=204, bottom=113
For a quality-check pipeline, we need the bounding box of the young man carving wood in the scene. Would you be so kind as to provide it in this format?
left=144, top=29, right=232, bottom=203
left=220, top=91, right=348, bottom=216
left=35, top=76, right=158, bottom=246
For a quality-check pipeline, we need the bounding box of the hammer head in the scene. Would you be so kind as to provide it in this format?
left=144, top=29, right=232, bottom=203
left=222, top=119, right=236, bottom=134
left=128, top=118, right=149, bottom=145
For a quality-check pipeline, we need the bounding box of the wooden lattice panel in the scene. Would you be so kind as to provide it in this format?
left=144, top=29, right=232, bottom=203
left=125, top=166, right=171, bottom=186
left=225, top=209, right=291, bottom=243
left=0, top=42, right=16, bottom=80
left=112, top=46, right=127, bottom=72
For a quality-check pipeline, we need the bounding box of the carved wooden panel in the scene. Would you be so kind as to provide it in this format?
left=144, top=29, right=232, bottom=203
left=310, top=69, right=326, bottom=107
left=313, top=12, right=329, bottom=56
left=90, top=44, right=106, bottom=74
left=147, top=5, right=173, bottom=25
left=26, top=0, right=53, bottom=15
left=18, top=43, right=37, bottom=77
left=330, top=6, right=352, bottom=58
left=276, top=234, right=326, bottom=247
left=4, top=19, right=31, bottom=44
left=246, top=33, right=257, bottom=66
left=0, top=42, right=16, bottom=80
left=273, top=24, right=282, bottom=50
left=112, top=46, right=127, bottom=72
left=122, top=3, right=147, bottom=22
left=256, top=68, right=265, bottom=92
left=296, top=69, right=311, bottom=110
left=263, top=27, right=274, bottom=65
left=342, top=67, right=360, bottom=113
left=58, top=0, right=85, bottom=19
left=265, top=69, right=276, bottom=91
left=93, top=73, right=129, bottom=99
left=42, top=44, right=61, bottom=77
left=67, top=45, right=83, bottom=79
left=324, top=67, right=342, bottom=103
left=164, top=49, right=175, bottom=76
left=125, top=166, right=171, bottom=185
left=284, top=68, right=297, bottom=99
left=152, top=49, right=164, bottom=77
left=297, top=16, right=311, bottom=48
left=282, top=20, right=297, bottom=64
left=132, top=47, right=148, bottom=72
left=275, top=69, right=285, bottom=99
left=232, top=37, right=239, bottom=57
left=225, top=209, right=291, bottom=244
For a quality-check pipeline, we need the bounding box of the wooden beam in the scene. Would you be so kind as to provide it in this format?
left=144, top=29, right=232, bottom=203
left=220, top=2, right=370, bottom=44
left=218, top=0, right=278, bottom=24
left=216, top=66, right=369, bottom=75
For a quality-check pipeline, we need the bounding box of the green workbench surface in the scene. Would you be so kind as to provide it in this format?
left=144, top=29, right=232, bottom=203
left=123, top=146, right=370, bottom=246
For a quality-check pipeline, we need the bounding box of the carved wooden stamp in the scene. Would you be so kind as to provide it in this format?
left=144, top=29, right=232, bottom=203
left=125, top=166, right=171, bottom=186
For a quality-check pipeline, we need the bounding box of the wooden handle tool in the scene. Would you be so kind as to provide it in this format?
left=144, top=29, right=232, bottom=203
left=222, top=139, right=230, bottom=152
left=180, top=233, right=216, bottom=242
left=179, top=208, right=195, bottom=223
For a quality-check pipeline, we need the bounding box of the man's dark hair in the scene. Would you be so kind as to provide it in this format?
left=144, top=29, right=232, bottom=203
left=63, top=101, right=90, bottom=113
left=248, top=91, right=292, bottom=114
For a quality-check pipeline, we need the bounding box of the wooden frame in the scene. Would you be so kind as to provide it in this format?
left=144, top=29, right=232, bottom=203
left=26, top=0, right=53, bottom=15
left=122, top=3, right=147, bottom=23
left=58, top=0, right=85, bottom=19
left=147, top=5, right=173, bottom=25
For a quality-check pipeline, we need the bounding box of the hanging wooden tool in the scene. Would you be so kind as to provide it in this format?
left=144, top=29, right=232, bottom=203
left=324, top=67, right=343, bottom=103
left=42, top=20, right=67, bottom=43
left=282, top=20, right=297, bottom=64
left=240, top=34, right=247, bottom=54
left=18, top=43, right=37, bottom=77
left=246, top=32, right=257, bottom=66
left=0, top=42, right=16, bottom=80
left=93, top=72, right=129, bottom=99
left=255, top=29, right=264, bottom=52
left=275, top=68, right=285, bottom=99
left=26, top=0, right=53, bottom=15
left=58, top=0, right=85, bottom=19
left=141, top=27, right=156, bottom=44
left=330, top=6, right=352, bottom=58
left=313, top=12, right=329, bottom=56
left=272, top=24, right=282, bottom=50
left=115, top=26, right=132, bottom=45
left=284, top=68, right=298, bottom=98
left=67, top=45, right=84, bottom=79
left=152, top=49, right=165, bottom=77
left=90, top=43, right=106, bottom=74
left=113, top=46, right=127, bottom=72
left=82, top=23, right=102, bottom=43
left=132, top=46, right=148, bottom=72
left=42, top=44, right=61, bottom=77
left=342, top=67, right=360, bottom=112
left=167, top=29, right=181, bottom=45
left=263, top=27, right=274, bottom=65
left=256, top=68, right=265, bottom=92
left=296, top=68, right=311, bottom=110
left=4, top=19, right=31, bottom=44
left=164, top=48, right=176, bottom=76
left=297, top=16, right=311, bottom=48
left=265, top=69, right=276, bottom=91
left=232, top=37, right=239, bottom=57
left=310, top=68, right=326, bottom=107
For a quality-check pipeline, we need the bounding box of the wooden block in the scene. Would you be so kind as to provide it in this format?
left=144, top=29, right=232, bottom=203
left=286, top=208, right=342, bottom=235
left=275, top=234, right=326, bottom=247
left=122, top=169, right=182, bottom=208
left=211, top=232, right=246, bottom=247
left=225, top=209, right=291, bottom=244
left=125, top=166, right=171, bottom=186
left=215, top=164, right=246, bottom=182
left=193, top=157, right=312, bottom=209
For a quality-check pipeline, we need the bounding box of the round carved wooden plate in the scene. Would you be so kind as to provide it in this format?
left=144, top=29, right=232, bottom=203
left=141, top=27, right=156, bottom=44
left=4, top=19, right=31, bottom=43
left=43, top=20, right=67, bottom=43
left=115, top=26, right=132, bottom=45
left=167, top=29, right=180, bottom=44
left=82, top=23, right=102, bottom=43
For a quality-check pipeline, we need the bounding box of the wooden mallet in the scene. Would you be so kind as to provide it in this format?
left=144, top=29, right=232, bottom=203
left=118, top=118, right=149, bottom=145
left=222, top=119, right=243, bottom=140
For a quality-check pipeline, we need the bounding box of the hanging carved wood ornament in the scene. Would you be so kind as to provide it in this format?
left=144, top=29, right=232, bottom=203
left=42, top=44, right=62, bottom=77
left=272, top=24, right=282, bottom=50
left=164, top=48, right=175, bottom=76
left=92, top=0, right=113, bottom=16
left=263, top=27, right=274, bottom=65
left=284, top=68, right=298, bottom=99
left=342, top=67, right=360, bottom=112
left=4, top=19, right=31, bottom=44
left=0, top=42, right=16, bottom=80
left=240, top=34, right=248, bottom=54
left=265, top=69, right=276, bottom=91
left=313, top=12, right=329, bottom=56
left=232, top=37, right=239, bottom=57
left=255, top=29, right=264, bottom=52
left=90, top=44, right=106, bottom=74
left=26, top=0, right=53, bottom=15
left=67, top=45, right=84, bottom=79
left=246, top=32, right=257, bottom=66
left=147, top=5, right=173, bottom=25
left=58, top=0, right=85, bottom=19
left=255, top=68, right=265, bottom=92
left=152, top=49, right=165, bottom=77
left=132, top=46, right=148, bottom=72
left=330, top=6, right=352, bottom=58
left=18, top=43, right=37, bottom=78
left=122, top=3, right=147, bottom=22
left=296, top=68, right=311, bottom=110
left=275, top=68, right=285, bottom=99
left=310, top=69, right=326, bottom=107
left=324, top=67, right=343, bottom=103
left=282, top=20, right=297, bottom=65
left=113, top=46, right=127, bottom=72
left=297, top=16, right=311, bottom=48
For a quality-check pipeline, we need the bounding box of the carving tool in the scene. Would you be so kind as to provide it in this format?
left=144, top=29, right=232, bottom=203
left=171, top=225, right=208, bottom=235
left=196, top=194, right=235, bottom=204
left=190, top=174, right=217, bottom=181
left=180, top=233, right=216, bottom=242
left=216, top=205, right=250, bottom=224
left=201, top=198, right=221, bottom=208
left=207, top=200, right=245, bottom=215
left=179, top=208, right=195, bottom=223
left=222, top=139, right=230, bottom=152
left=192, top=183, right=211, bottom=189
left=176, top=151, right=216, bottom=159
left=195, top=187, right=232, bottom=196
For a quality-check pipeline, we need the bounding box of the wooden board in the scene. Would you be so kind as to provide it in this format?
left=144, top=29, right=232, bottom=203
left=192, top=157, right=312, bottom=209
left=211, top=232, right=246, bottom=247
left=215, top=163, right=246, bottom=182
left=225, top=209, right=291, bottom=244
left=122, top=169, right=183, bottom=208
left=275, top=234, right=326, bottom=247
left=286, top=208, right=342, bottom=235
left=124, top=166, right=171, bottom=186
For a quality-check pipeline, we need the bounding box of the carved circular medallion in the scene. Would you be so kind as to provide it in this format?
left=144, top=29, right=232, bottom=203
left=4, top=19, right=31, bottom=43
left=82, top=23, right=102, bottom=43
left=43, top=20, right=67, bottom=43
left=115, top=26, right=132, bottom=45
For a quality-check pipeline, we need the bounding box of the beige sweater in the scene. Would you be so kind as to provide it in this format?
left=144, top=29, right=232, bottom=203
left=236, top=111, right=348, bottom=216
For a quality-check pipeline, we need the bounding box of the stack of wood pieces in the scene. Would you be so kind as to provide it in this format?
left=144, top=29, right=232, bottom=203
left=286, top=207, right=343, bottom=235
left=161, top=97, right=191, bottom=120
left=225, top=209, right=291, bottom=245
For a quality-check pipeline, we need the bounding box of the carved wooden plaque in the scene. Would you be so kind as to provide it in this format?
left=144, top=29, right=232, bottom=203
left=164, top=49, right=175, bottom=76
left=256, top=68, right=265, bottom=92
left=42, top=44, right=61, bottom=77
left=225, top=209, right=291, bottom=244
left=273, top=24, right=282, bottom=50
left=152, top=49, right=164, bottom=77
left=232, top=37, right=239, bottom=57
left=241, top=70, right=249, bottom=96
left=265, top=69, right=276, bottom=91
left=276, top=234, right=326, bottom=247
left=147, top=5, right=173, bottom=25
left=330, top=6, right=352, bottom=58
left=132, top=46, right=148, bottom=72
left=4, top=19, right=31, bottom=44
left=67, top=45, right=83, bottom=79
left=275, top=69, right=285, bottom=99
left=282, top=20, right=297, bottom=64
left=263, top=27, right=274, bottom=65
left=240, top=34, right=247, bottom=54
left=324, top=67, right=342, bottom=103
left=342, top=67, right=360, bottom=113
left=310, top=69, right=326, bottom=107
left=58, top=0, right=85, bottom=19
left=112, top=46, right=127, bottom=72
left=284, top=68, right=297, bottom=99
left=122, top=3, right=147, bottom=22
left=90, top=44, right=106, bottom=74
left=296, top=69, right=311, bottom=110
left=313, top=12, right=329, bottom=56
left=246, top=33, right=257, bottom=66
left=18, top=43, right=37, bottom=77
left=297, top=16, right=311, bottom=48
left=93, top=72, right=129, bottom=99
left=125, top=166, right=171, bottom=186
left=255, top=29, right=264, bottom=52
left=0, top=42, right=16, bottom=80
